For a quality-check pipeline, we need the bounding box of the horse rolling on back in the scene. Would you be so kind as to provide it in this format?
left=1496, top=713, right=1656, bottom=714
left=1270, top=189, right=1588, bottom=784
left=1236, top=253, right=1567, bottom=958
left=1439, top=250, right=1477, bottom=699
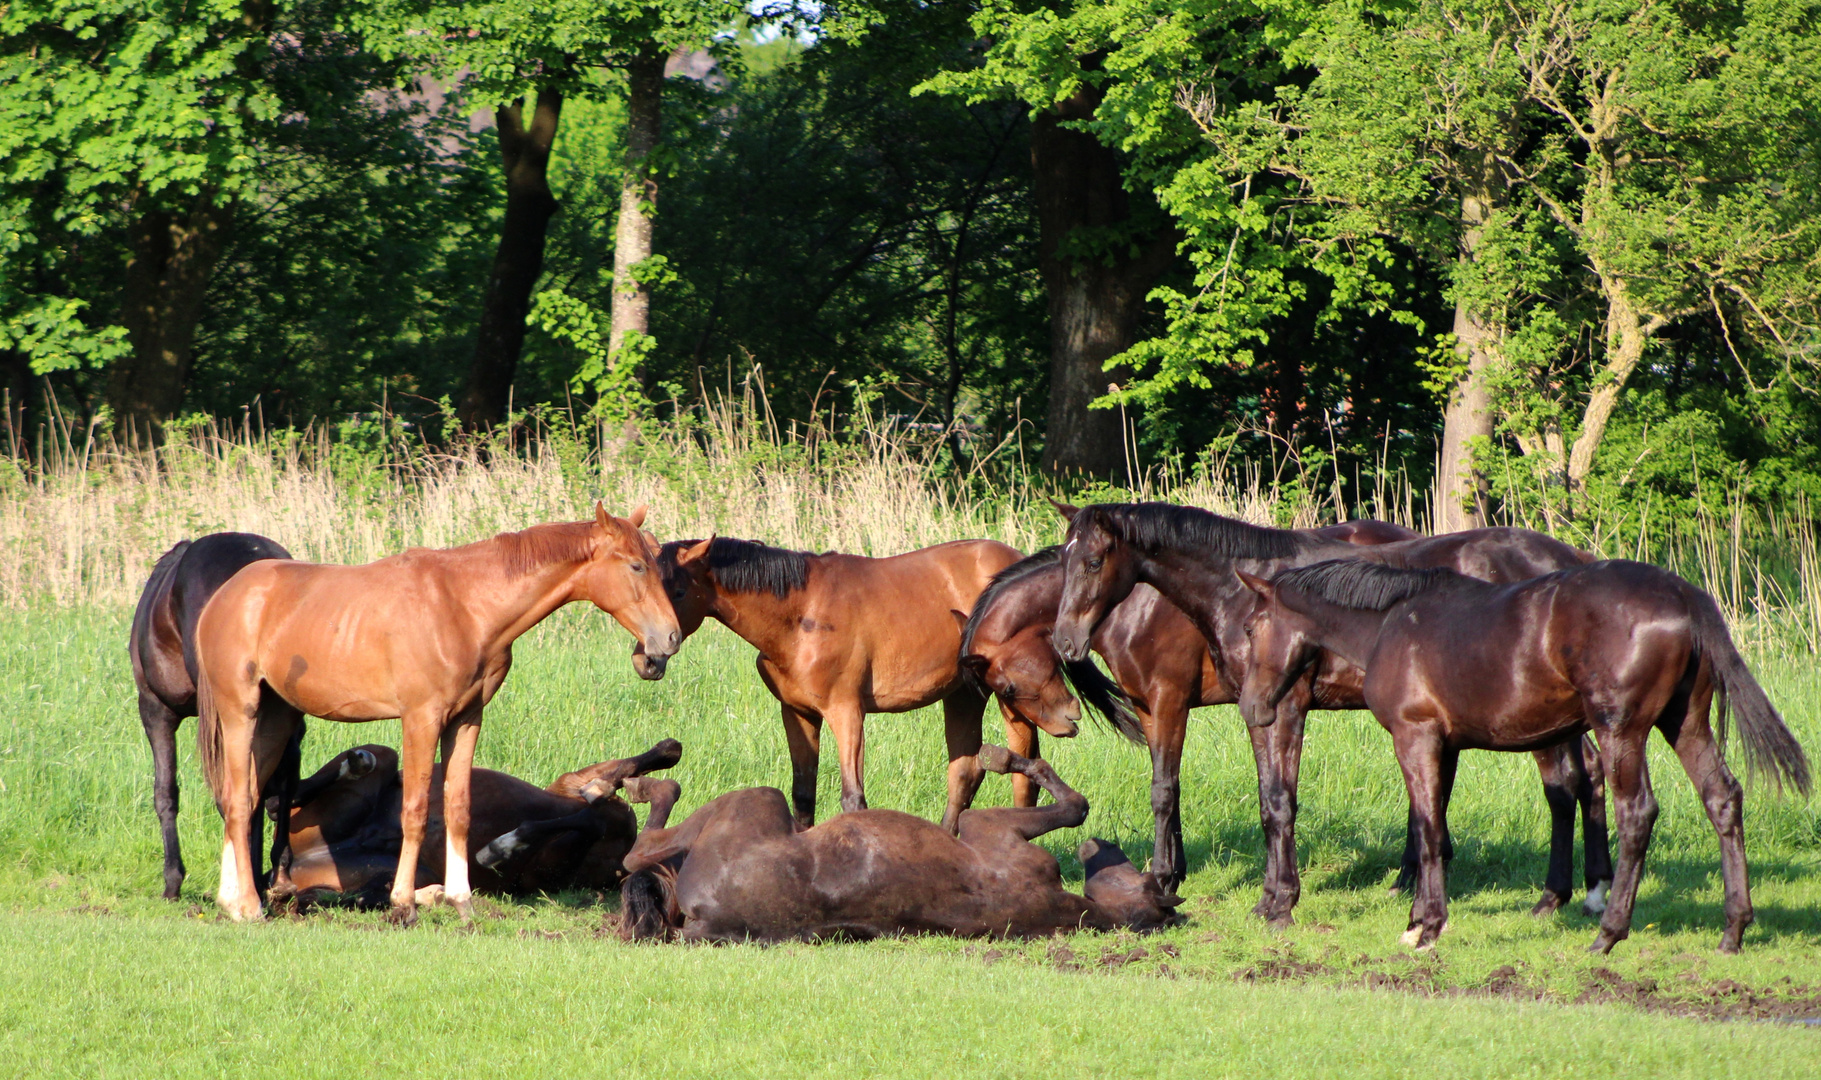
left=1237, top=558, right=1810, bottom=953
left=194, top=503, right=682, bottom=926
left=1048, top=501, right=1611, bottom=921
left=653, top=536, right=1056, bottom=831
left=617, top=744, right=1183, bottom=942
left=130, top=532, right=303, bottom=900
left=281, top=739, right=682, bottom=904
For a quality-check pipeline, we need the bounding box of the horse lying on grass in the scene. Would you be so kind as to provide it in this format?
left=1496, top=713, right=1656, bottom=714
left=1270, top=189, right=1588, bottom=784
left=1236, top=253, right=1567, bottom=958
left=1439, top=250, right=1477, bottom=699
left=1237, top=558, right=1810, bottom=953
left=279, top=739, right=682, bottom=906
left=617, top=744, right=1184, bottom=942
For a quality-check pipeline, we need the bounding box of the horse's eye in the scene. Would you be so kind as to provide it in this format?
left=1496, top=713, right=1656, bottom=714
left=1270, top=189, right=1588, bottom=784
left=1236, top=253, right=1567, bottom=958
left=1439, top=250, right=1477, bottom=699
left=1085, top=557, right=1103, bottom=572
left=630, top=562, right=646, bottom=574
left=1003, top=683, right=1018, bottom=698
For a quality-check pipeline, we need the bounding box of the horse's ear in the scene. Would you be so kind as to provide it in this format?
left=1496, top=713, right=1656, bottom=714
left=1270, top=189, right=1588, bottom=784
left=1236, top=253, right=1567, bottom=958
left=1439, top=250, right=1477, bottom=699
left=1048, top=497, right=1080, bottom=522
left=626, top=503, right=649, bottom=530
left=677, top=535, right=715, bottom=566
left=1235, top=570, right=1274, bottom=598
left=595, top=501, right=610, bottom=528
left=949, top=608, right=970, bottom=634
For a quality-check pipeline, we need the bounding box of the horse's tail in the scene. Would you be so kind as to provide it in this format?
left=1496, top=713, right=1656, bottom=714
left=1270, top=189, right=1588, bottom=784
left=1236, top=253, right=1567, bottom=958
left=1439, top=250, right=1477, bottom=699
left=1060, top=658, right=1147, bottom=745
left=618, top=864, right=681, bottom=941
left=195, top=664, right=228, bottom=812
left=1686, top=581, right=1811, bottom=796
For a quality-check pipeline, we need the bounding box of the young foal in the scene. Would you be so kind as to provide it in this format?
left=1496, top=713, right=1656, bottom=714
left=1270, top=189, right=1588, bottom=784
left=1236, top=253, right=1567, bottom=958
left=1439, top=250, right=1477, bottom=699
left=1238, top=559, right=1810, bottom=953
left=1051, top=502, right=1610, bottom=922
left=617, top=744, right=1183, bottom=942
left=282, top=740, right=683, bottom=902
left=653, top=536, right=1054, bottom=831
left=195, top=504, right=681, bottom=925
left=129, top=532, right=303, bottom=899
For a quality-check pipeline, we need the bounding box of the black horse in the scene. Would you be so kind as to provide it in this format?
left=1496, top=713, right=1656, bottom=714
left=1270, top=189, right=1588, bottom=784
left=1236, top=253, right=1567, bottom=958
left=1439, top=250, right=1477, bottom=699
left=1237, top=558, right=1809, bottom=952
left=130, top=532, right=302, bottom=899
left=1051, top=501, right=1612, bottom=923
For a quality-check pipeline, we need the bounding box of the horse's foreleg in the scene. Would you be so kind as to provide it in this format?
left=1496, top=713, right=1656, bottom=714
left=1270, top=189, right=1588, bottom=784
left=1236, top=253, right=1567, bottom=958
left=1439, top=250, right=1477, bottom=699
left=973, top=746, right=1088, bottom=840
left=212, top=698, right=264, bottom=923
left=438, top=710, right=483, bottom=922
left=1251, top=693, right=1308, bottom=926
left=1663, top=684, right=1751, bottom=952
left=1576, top=734, right=1614, bottom=913
left=826, top=704, right=868, bottom=816
left=1393, top=725, right=1449, bottom=950
left=139, top=691, right=186, bottom=900
left=1530, top=744, right=1577, bottom=915
left=1145, top=694, right=1189, bottom=892
left=780, top=703, right=822, bottom=830
left=387, top=713, right=441, bottom=927
left=997, top=706, right=1037, bottom=810
left=939, top=691, right=989, bottom=833
left=1590, top=726, right=1657, bottom=954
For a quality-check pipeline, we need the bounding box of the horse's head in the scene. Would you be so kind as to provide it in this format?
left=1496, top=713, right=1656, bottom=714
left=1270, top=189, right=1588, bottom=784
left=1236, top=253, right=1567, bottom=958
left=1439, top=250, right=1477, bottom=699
left=957, top=610, right=1080, bottom=739
left=578, top=503, right=683, bottom=680
left=654, top=537, right=716, bottom=645
left=1053, top=503, right=1139, bottom=662
left=1079, top=838, right=1184, bottom=931
left=1234, top=570, right=1321, bottom=729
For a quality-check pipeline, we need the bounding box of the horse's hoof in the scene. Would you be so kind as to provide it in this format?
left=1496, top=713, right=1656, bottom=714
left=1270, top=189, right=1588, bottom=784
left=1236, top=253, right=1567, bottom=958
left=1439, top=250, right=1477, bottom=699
left=1587, top=933, right=1617, bottom=954
left=412, top=884, right=446, bottom=908
left=451, top=895, right=476, bottom=923
left=1581, top=880, right=1610, bottom=916
left=976, top=745, right=1014, bottom=774
left=387, top=903, right=420, bottom=928
left=1531, top=894, right=1565, bottom=918
left=1399, top=927, right=1423, bottom=948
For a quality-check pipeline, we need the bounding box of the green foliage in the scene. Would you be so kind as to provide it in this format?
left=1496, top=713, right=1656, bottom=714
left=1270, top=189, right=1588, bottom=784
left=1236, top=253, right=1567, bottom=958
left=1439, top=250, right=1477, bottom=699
left=527, top=288, right=646, bottom=423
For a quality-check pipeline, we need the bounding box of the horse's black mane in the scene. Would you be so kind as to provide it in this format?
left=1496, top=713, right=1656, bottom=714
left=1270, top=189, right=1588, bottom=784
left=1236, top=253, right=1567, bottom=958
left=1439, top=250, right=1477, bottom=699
left=686, top=537, right=813, bottom=597
left=960, top=546, right=1063, bottom=657
left=1274, top=559, right=1459, bottom=611
left=1086, top=502, right=1306, bottom=561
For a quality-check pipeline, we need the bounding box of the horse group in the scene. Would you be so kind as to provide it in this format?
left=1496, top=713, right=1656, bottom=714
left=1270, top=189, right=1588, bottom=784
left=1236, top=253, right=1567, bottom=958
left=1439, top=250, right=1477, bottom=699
left=130, top=499, right=1806, bottom=952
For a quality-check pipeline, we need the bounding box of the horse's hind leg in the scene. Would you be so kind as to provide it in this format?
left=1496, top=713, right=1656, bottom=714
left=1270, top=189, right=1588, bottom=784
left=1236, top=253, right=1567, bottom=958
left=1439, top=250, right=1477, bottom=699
left=971, top=746, right=1088, bottom=840
left=1661, top=681, right=1751, bottom=952
left=780, top=703, right=823, bottom=830
left=1530, top=744, right=1577, bottom=916
left=939, top=689, right=989, bottom=833
left=139, top=691, right=186, bottom=899
left=1590, top=726, right=1658, bottom=954
left=258, top=706, right=305, bottom=901
left=1574, top=735, right=1613, bottom=914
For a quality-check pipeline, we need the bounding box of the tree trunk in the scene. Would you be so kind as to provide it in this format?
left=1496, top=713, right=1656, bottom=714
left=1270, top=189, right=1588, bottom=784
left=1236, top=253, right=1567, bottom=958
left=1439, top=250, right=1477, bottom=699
left=607, top=47, right=668, bottom=373
left=1432, top=178, right=1503, bottom=532
left=108, top=193, right=237, bottom=443
left=1030, top=83, right=1175, bottom=480
left=457, top=89, right=563, bottom=432
left=1567, top=279, right=1659, bottom=488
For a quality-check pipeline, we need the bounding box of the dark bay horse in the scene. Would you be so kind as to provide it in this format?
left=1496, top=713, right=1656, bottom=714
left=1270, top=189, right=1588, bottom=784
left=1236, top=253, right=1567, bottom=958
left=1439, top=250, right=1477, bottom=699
left=281, top=739, right=682, bottom=903
left=1052, top=501, right=1611, bottom=922
left=653, top=536, right=1060, bottom=830
left=1237, top=559, right=1810, bottom=952
left=195, top=504, right=682, bottom=925
left=130, top=532, right=303, bottom=899
left=618, top=744, right=1183, bottom=942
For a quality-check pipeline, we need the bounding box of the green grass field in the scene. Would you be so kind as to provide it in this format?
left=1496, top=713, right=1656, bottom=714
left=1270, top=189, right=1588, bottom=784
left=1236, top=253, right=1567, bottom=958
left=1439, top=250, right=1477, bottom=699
left=3, top=603, right=1821, bottom=1076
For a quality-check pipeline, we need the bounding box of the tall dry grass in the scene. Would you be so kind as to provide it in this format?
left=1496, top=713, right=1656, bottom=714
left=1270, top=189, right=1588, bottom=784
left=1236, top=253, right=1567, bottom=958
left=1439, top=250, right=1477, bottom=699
left=0, top=382, right=1814, bottom=657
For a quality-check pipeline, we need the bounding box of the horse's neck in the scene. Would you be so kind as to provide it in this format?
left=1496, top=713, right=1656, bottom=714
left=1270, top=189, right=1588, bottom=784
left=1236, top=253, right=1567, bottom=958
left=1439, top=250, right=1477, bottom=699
left=1295, top=595, right=1390, bottom=670
left=987, top=570, right=1063, bottom=643
left=708, top=584, right=808, bottom=655
left=463, top=545, right=587, bottom=651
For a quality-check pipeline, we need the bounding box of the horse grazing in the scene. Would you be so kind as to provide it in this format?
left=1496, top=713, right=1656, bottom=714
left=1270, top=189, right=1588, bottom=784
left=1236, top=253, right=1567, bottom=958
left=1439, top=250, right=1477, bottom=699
left=282, top=739, right=682, bottom=903
left=617, top=744, right=1183, bottom=942
left=1051, top=501, right=1611, bottom=922
left=130, top=532, right=304, bottom=900
left=653, top=536, right=1051, bottom=831
left=1238, top=558, right=1810, bottom=953
left=960, top=520, right=1428, bottom=890
left=195, top=503, right=681, bottom=926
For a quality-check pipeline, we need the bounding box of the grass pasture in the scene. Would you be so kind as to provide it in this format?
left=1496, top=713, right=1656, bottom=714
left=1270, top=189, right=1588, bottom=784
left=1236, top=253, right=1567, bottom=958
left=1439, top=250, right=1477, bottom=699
left=4, top=601, right=1821, bottom=1076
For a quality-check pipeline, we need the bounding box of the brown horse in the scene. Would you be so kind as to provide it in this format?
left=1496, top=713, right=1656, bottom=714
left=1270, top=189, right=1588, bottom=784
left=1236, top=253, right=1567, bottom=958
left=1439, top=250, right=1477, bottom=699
left=1237, top=559, right=1809, bottom=952
left=195, top=503, right=682, bottom=925
left=618, top=744, right=1183, bottom=942
left=652, top=536, right=1053, bottom=831
left=130, top=532, right=304, bottom=900
left=281, top=740, right=682, bottom=903
left=1052, top=501, right=1610, bottom=923
left=964, top=532, right=1609, bottom=908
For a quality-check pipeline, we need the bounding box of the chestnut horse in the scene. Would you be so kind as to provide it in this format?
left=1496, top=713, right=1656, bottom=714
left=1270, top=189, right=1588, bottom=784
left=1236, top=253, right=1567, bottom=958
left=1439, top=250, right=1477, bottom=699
left=1237, top=559, right=1809, bottom=952
left=652, top=536, right=1057, bottom=831
left=130, top=532, right=303, bottom=899
left=195, top=504, right=681, bottom=925
left=1052, top=501, right=1610, bottom=923
left=281, top=739, right=682, bottom=903
left=618, top=744, right=1183, bottom=942
left=963, top=531, right=1608, bottom=904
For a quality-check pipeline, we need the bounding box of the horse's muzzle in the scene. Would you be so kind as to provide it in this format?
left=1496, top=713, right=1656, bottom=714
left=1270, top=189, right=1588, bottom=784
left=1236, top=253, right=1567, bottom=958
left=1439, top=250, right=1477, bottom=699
left=634, top=651, right=670, bottom=681
left=1052, top=625, right=1091, bottom=663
